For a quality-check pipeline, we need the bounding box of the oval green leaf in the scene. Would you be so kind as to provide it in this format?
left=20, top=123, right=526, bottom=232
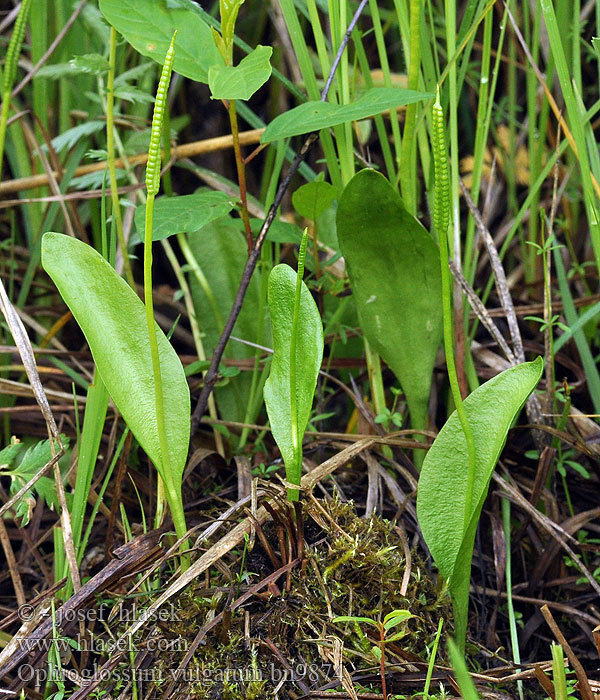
left=133, top=192, right=234, bottom=242
left=99, top=0, right=224, bottom=83
left=41, top=232, right=190, bottom=487
left=292, top=180, right=336, bottom=221
left=208, top=45, right=273, bottom=101
left=261, top=88, right=432, bottom=142
left=264, top=264, right=323, bottom=499
left=337, top=169, right=443, bottom=433
left=417, top=357, right=543, bottom=646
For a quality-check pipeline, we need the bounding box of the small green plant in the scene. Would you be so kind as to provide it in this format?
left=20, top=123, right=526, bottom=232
left=417, top=358, right=543, bottom=652
left=374, top=387, right=404, bottom=431
left=252, top=461, right=279, bottom=478
left=41, top=38, right=191, bottom=568
left=264, top=230, right=324, bottom=501
left=46, top=600, right=81, bottom=700
left=333, top=610, right=414, bottom=700
left=0, top=436, right=69, bottom=526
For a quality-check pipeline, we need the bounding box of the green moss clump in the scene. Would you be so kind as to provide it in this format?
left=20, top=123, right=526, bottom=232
left=97, top=498, right=450, bottom=699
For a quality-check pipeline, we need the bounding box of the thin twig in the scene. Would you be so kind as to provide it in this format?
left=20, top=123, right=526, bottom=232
left=461, top=180, right=524, bottom=362
left=540, top=605, right=595, bottom=700
left=449, top=259, right=516, bottom=364
left=493, top=471, right=600, bottom=597
left=191, top=0, right=370, bottom=432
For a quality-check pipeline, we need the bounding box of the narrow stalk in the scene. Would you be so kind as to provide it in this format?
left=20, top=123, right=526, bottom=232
left=365, top=338, right=386, bottom=418
left=226, top=99, right=253, bottom=253
left=379, top=623, right=388, bottom=700
left=433, top=89, right=476, bottom=529
left=502, top=497, right=524, bottom=700
left=106, top=27, right=135, bottom=288
left=0, top=94, right=10, bottom=180
left=154, top=472, right=166, bottom=529
left=288, top=230, right=309, bottom=502
left=0, top=0, right=33, bottom=176
left=144, top=194, right=172, bottom=500
left=144, top=34, right=189, bottom=563
left=423, top=618, right=444, bottom=700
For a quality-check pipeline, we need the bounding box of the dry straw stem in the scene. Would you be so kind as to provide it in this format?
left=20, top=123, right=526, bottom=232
left=0, top=128, right=265, bottom=195
left=540, top=604, right=595, bottom=700
left=460, top=180, right=545, bottom=437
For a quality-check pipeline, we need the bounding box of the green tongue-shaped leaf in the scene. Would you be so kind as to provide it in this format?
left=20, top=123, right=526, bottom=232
left=417, top=357, right=543, bottom=649
left=41, top=232, right=190, bottom=496
left=336, top=168, right=443, bottom=436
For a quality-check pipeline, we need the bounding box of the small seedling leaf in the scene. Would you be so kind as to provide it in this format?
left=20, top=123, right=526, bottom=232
left=383, top=610, right=413, bottom=630
left=333, top=616, right=378, bottom=627
left=208, top=45, right=272, bottom=100
left=41, top=233, right=190, bottom=493
left=292, top=180, right=336, bottom=221
left=262, top=87, right=431, bottom=142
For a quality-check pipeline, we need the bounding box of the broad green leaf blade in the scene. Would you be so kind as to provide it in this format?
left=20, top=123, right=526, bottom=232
left=292, top=180, right=336, bottom=221
left=417, top=357, right=542, bottom=580
left=208, top=45, right=272, bottom=100
left=264, top=264, right=323, bottom=498
left=261, top=88, right=432, bottom=142
left=133, top=192, right=234, bottom=242
left=99, top=0, right=224, bottom=83
left=41, top=233, right=190, bottom=486
left=337, top=169, right=443, bottom=433
left=417, top=358, right=543, bottom=649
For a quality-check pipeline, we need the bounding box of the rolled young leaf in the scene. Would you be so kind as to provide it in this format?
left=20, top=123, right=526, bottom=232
left=417, top=357, right=543, bottom=650
left=41, top=232, right=190, bottom=492
left=133, top=192, right=234, bottom=242
left=264, top=263, right=323, bottom=501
